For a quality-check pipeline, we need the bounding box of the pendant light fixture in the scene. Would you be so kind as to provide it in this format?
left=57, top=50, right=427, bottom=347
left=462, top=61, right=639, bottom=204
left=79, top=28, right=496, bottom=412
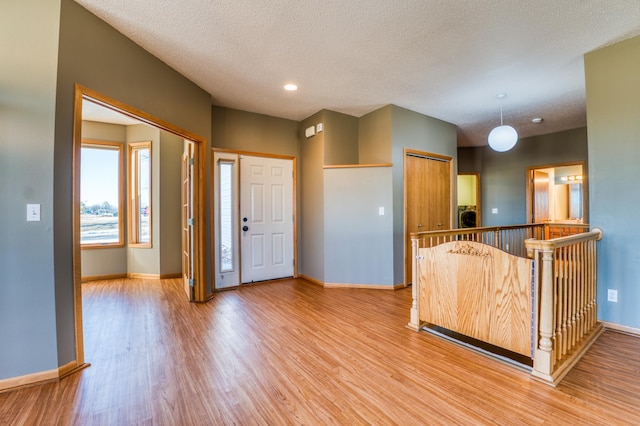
left=488, top=94, right=518, bottom=152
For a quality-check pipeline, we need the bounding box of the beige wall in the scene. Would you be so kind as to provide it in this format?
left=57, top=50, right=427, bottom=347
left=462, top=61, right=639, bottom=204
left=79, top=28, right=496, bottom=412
left=126, top=124, right=161, bottom=275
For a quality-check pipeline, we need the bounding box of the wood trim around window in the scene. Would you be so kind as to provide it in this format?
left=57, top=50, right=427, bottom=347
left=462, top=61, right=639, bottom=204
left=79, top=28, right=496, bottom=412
left=128, top=141, right=152, bottom=248
left=80, top=139, right=125, bottom=249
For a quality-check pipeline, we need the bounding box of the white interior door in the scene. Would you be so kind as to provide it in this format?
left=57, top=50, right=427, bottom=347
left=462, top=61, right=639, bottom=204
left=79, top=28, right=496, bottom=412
left=240, top=155, right=294, bottom=283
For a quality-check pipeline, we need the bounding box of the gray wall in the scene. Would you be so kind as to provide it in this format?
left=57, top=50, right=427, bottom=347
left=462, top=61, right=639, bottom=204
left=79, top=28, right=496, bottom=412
left=54, top=0, right=213, bottom=368
left=390, top=105, right=458, bottom=284
left=80, top=121, right=128, bottom=277
left=324, top=167, right=394, bottom=285
left=0, top=0, right=62, bottom=380
left=458, top=127, right=588, bottom=227
left=585, top=35, right=640, bottom=328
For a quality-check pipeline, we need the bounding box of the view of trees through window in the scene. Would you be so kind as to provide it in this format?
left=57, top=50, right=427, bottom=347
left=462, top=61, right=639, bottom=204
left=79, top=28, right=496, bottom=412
left=80, top=141, right=123, bottom=246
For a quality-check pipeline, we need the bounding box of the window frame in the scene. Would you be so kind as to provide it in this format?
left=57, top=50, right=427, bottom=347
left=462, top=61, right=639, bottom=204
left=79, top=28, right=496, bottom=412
left=128, top=141, right=153, bottom=248
left=80, top=140, right=125, bottom=249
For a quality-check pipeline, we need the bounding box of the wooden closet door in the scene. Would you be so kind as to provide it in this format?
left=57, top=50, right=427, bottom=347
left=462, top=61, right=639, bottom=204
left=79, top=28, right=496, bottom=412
left=405, top=152, right=451, bottom=284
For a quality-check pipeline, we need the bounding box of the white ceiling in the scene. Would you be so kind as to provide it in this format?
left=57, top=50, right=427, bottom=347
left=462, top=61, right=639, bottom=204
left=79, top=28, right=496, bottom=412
left=74, top=0, right=640, bottom=147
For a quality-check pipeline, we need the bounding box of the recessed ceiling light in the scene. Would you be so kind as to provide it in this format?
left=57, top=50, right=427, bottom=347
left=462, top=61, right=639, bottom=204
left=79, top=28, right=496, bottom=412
left=284, top=83, right=298, bottom=92
left=532, top=117, right=543, bottom=123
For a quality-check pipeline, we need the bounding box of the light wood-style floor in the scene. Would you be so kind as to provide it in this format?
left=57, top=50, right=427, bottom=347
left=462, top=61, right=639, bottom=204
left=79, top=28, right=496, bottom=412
left=2, top=278, right=640, bottom=425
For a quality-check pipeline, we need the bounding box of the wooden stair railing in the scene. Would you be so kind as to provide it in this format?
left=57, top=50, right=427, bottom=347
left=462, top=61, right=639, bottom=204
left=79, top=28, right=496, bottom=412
left=525, top=227, right=604, bottom=386
left=408, top=223, right=602, bottom=386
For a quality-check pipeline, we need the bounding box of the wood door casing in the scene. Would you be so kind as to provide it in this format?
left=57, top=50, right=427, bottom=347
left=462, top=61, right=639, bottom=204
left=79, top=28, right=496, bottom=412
left=404, top=151, right=452, bottom=284
left=181, top=141, right=195, bottom=301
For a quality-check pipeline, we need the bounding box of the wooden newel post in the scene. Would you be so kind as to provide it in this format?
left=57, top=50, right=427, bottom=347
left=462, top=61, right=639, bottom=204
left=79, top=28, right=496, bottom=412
left=407, top=235, right=421, bottom=331
left=534, top=248, right=555, bottom=379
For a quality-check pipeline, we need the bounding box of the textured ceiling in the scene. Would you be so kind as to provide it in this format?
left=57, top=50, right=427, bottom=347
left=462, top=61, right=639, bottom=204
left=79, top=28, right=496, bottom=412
left=75, top=0, right=640, bottom=147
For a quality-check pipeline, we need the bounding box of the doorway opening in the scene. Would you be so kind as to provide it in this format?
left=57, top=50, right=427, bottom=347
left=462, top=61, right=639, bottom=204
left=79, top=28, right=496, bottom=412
left=72, top=84, right=207, bottom=366
left=526, top=162, right=587, bottom=224
left=212, top=150, right=296, bottom=290
left=457, top=172, right=481, bottom=228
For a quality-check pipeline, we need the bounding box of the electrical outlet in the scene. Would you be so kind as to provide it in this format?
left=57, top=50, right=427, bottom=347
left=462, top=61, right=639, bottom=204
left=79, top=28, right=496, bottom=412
left=492, top=208, right=498, bottom=214
left=607, top=289, right=618, bottom=303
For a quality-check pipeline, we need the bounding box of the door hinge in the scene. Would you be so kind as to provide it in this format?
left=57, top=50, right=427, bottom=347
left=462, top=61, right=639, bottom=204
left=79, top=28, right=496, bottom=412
left=189, top=158, right=195, bottom=166
left=189, top=278, right=196, bottom=287
left=188, top=217, right=195, bottom=226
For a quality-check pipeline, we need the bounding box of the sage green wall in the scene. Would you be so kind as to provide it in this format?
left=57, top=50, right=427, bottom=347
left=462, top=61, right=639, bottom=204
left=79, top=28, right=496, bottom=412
left=80, top=121, right=128, bottom=278
left=585, top=35, right=640, bottom=328
left=211, top=106, right=302, bottom=273
left=159, top=133, right=184, bottom=275
left=54, top=0, right=212, bottom=367
left=458, top=127, right=588, bottom=227
left=359, top=107, right=392, bottom=164
left=127, top=125, right=161, bottom=275
left=300, top=111, right=326, bottom=281
left=324, top=167, right=394, bottom=285
left=390, top=105, right=458, bottom=284
left=211, top=106, right=299, bottom=157
left=0, top=0, right=62, bottom=380
left=323, top=110, right=359, bottom=165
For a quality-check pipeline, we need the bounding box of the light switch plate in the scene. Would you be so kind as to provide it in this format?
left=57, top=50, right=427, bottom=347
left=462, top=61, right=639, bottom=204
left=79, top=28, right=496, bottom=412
left=27, top=204, right=41, bottom=222
left=492, top=208, right=498, bottom=214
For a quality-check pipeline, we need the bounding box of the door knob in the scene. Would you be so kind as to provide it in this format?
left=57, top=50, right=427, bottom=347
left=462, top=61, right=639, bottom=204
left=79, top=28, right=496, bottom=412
left=242, top=225, right=249, bottom=232
left=417, top=224, right=423, bottom=228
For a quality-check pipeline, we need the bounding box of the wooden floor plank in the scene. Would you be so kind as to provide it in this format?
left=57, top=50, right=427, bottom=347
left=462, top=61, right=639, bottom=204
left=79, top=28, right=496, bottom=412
left=1, top=277, right=639, bottom=425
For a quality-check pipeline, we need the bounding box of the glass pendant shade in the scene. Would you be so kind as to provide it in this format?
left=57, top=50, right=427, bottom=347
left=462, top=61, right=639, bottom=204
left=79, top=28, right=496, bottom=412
left=488, top=124, right=518, bottom=152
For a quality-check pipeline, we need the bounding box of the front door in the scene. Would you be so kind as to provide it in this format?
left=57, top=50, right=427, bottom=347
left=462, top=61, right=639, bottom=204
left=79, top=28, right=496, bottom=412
left=240, top=155, right=294, bottom=283
left=404, top=150, right=452, bottom=284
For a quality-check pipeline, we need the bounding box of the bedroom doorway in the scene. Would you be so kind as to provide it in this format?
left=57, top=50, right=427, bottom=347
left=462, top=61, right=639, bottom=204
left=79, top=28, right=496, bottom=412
left=72, top=84, right=207, bottom=366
